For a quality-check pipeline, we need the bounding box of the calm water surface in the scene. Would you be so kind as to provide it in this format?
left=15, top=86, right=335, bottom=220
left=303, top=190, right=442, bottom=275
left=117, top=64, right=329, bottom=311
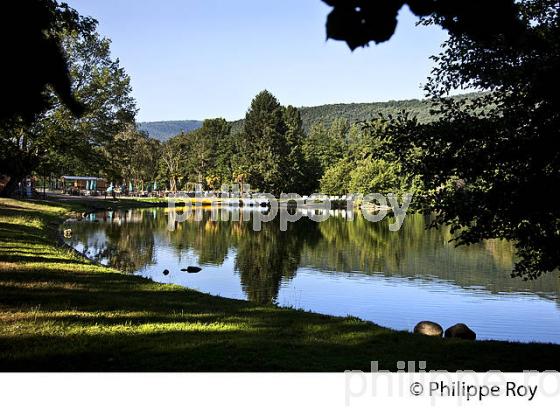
left=64, top=208, right=560, bottom=344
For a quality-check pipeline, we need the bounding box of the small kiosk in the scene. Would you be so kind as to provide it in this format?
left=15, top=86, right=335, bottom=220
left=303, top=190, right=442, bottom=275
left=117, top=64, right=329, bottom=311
left=61, top=176, right=108, bottom=196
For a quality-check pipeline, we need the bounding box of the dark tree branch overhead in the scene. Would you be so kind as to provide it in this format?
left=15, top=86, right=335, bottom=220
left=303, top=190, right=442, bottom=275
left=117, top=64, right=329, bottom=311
left=1, top=0, right=95, bottom=123
left=323, top=0, right=523, bottom=49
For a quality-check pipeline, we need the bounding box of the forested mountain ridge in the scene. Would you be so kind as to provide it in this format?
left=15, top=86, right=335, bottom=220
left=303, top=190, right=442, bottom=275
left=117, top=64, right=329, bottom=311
left=299, top=98, right=434, bottom=128
left=137, top=120, right=203, bottom=141
left=229, top=96, right=440, bottom=134
left=139, top=94, right=484, bottom=140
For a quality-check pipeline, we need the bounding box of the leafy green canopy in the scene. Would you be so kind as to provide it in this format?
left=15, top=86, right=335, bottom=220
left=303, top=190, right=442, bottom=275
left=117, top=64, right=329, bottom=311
left=326, top=0, right=560, bottom=279
left=1, top=14, right=140, bottom=192
left=235, top=91, right=305, bottom=194
left=103, top=126, right=161, bottom=189
left=160, top=92, right=310, bottom=194
left=158, top=119, right=232, bottom=191
left=319, top=120, right=420, bottom=196
left=157, top=91, right=414, bottom=197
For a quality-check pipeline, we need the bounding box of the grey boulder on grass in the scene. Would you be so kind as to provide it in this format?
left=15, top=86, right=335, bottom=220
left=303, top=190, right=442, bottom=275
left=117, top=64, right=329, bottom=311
left=413, top=321, right=443, bottom=337
left=445, top=323, right=476, bottom=340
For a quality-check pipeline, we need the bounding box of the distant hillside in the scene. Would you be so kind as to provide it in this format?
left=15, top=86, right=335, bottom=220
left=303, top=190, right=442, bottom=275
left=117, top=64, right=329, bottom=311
left=137, top=120, right=202, bottom=141
left=230, top=96, right=447, bottom=134
left=140, top=94, right=480, bottom=140
left=298, top=98, right=435, bottom=129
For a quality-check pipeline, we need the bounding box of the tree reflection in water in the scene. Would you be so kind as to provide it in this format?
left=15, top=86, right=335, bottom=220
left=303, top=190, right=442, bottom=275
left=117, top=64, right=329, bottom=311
left=65, top=208, right=560, bottom=305
left=234, top=218, right=321, bottom=304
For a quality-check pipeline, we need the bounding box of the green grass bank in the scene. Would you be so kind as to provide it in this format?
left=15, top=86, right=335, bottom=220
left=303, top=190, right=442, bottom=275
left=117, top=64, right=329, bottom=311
left=0, top=197, right=559, bottom=371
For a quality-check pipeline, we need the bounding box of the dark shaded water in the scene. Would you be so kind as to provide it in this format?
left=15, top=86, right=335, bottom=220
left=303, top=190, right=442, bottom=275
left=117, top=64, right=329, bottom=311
left=64, top=208, right=560, bottom=343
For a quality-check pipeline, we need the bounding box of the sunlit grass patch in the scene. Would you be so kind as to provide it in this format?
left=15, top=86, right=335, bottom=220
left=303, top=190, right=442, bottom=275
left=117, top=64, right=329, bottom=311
left=0, top=198, right=68, bottom=215
left=0, top=215, right=44, bottom=229
left=1, top=318, right=245, bottom=337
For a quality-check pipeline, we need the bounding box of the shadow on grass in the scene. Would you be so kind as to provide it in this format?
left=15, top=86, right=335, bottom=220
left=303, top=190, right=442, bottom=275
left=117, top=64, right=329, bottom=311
left=1, top=320, right=559, bottom=372
left=2, top=264, right=560, bottom=372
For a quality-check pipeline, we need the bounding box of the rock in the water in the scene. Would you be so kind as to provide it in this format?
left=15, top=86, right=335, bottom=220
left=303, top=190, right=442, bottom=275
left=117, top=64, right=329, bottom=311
left=413, top=321, right=443, bottom=337
left=163, top=269, right=170, bottom=275
left=63, top=229, right=72, bottom=238
left=445, top=323, right=476, bottom=340
left=181, top=266, right=202, bottom=273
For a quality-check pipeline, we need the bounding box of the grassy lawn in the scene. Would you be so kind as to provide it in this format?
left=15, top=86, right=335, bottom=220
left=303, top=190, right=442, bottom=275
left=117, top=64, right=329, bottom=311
left=0, top=197, right=559, bottom=371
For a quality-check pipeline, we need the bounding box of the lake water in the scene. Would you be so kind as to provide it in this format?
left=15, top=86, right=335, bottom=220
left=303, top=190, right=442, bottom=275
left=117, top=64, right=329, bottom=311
left=63, top=207, right=560, bottom=344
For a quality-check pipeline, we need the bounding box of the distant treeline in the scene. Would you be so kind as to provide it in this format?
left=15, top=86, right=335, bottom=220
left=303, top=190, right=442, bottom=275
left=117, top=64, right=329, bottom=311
left=138, top=93, right=483, bottom=141
left=137, top=120, right=203, bottom=141
left=154, top=91, right=489, bottom=196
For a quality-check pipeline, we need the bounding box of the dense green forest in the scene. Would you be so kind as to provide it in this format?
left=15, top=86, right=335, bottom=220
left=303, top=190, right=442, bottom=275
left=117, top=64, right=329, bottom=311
left=155, top=90, right=428, bottom=196
left=148, top=91, right=483, bottom=196
left=299, top=98, right=439, bottom=127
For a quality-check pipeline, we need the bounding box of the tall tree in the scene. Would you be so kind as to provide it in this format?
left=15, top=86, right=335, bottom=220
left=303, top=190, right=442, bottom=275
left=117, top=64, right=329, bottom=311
left=282, top=106, right=308, bottom=193
left=302, top=123, right=329, bottom=190
left=159, top=138, right=184, bottom=192
left=105, top=126, right=161, bottom=190
left=214, top=132, right=237, bottom=186
left=237, top=91, right=290, bottom=194
left=189, top=119, right=231, bottom=187
left=302, top=118, right=350, bottom=192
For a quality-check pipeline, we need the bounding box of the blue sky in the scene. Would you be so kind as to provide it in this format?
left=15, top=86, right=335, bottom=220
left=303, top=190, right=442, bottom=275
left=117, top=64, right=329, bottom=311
left=66, top=0, right=448, bottom=122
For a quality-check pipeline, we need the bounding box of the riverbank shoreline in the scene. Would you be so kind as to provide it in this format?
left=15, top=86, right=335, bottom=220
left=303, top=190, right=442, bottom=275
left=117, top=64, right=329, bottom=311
left=1, top=197, right=559, bottom=371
